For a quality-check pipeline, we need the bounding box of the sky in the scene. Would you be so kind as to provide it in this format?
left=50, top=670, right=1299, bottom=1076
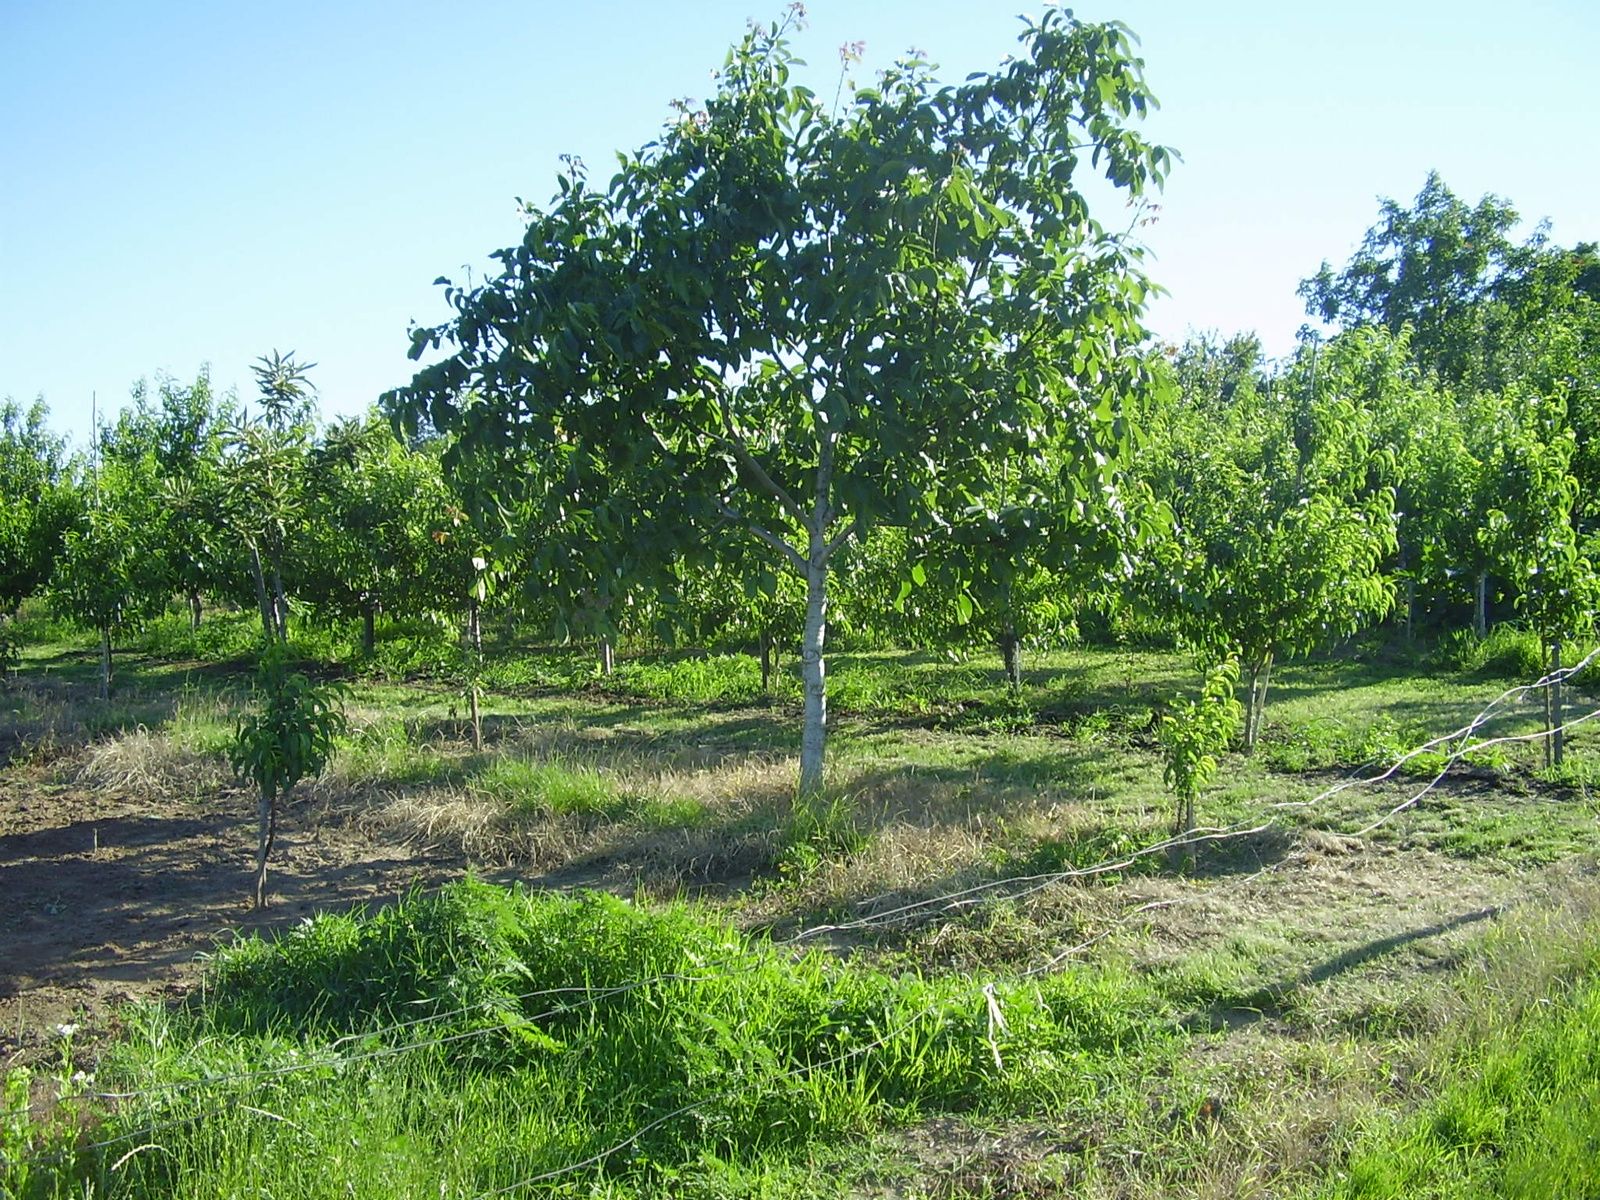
left=3, top=0, right=1597, bottom=448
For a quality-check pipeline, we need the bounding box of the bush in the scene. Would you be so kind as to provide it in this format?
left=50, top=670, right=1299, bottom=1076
left=138, top=610, right=262, bottom=662
left=611, top=653, right=773, bottom=705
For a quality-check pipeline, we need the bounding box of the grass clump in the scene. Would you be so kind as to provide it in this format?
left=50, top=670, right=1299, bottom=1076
left=38, top=881, right=1174, bottom=1199
left=135, top=611, right=262, bottom=663
left=611, top=653, right=778, bottom=706
left=469, top=755, right=631, bottom=817
left=1442, top=625, right=1545, bottom=680
left=330, top=715, right=450, bottom=789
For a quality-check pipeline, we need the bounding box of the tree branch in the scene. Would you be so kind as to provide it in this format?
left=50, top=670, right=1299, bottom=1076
left=718, top=501, right=808, bottom=575
left=718, top=388, right=809, bottom=528
left=726, top=437, right=809, bottom=529
left=822, top=517, right=860, bottom=562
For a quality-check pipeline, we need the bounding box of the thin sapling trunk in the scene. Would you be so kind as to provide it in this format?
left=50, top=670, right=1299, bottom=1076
left=254, top=784, right=284, bottom=910
left=1550, top=640, right=1564, bottom=768
left=272, top=560, right=288, bottom=642
left=1000, top=625, right=1022, bottom=692
left=98, top=624, right=112, bottom=701
left=251, top=544, right=274, bottom=642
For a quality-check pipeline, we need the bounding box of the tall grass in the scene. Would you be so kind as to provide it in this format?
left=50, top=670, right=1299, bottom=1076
left=18, top=880, right=1174, bottom=1198
left=467, top=755, right=630, bottom=817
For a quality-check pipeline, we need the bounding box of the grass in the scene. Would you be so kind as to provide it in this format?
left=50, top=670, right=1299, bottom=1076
left=9, top=622, right=1600, bottom=1197
left=12, top=880, right=1179, bottom=1199
left=1304, top=875, right=1600, bottom=1200
left=467, top=755, right=633, bottom=817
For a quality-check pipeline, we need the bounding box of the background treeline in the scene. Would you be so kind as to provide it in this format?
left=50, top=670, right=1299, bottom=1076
left=2, top=173, right=1597, bottom=711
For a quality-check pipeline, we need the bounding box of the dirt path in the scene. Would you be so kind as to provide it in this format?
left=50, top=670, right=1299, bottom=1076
left=0, top=766, right=460, bottom=1059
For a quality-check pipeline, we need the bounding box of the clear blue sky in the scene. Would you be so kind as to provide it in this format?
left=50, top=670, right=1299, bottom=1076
left=3, top=0, right=1596, bottom=447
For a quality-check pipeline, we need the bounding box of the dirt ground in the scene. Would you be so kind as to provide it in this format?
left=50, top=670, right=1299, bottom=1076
left=2, top=727, right=1588, bottom=1085
left=0, top=763, right=463, bottom=1061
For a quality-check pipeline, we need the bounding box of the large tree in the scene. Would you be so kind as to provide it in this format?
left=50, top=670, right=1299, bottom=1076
left=1298, top=171, right=1526, bottom=387
left=388, top=9, right=1171, bottom=796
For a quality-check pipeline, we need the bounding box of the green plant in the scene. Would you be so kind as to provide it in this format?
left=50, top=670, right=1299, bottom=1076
left=230, top=645, right=347, bottom=908
left=60, top=881, right=1172, bottom=1198
left=387, top=8, right=1171, bottom=803
left=0, top=618, right=20, bottom=677
left=779, top=792, right=870, bottom=875
left=1157, top=659, right=1242, bottom=845
left=470, top=756, right=628, bottom=818
left=1450, top=623, right=1545, bottom=679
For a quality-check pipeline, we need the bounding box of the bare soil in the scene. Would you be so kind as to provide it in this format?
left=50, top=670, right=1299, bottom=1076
left=0, top=761, right=462, bottom=1061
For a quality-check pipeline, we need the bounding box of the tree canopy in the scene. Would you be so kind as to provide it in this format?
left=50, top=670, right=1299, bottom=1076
left=387, top=7, right=1172, bottom=795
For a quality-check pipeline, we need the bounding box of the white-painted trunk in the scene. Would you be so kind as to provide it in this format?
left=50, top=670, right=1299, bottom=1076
left=798, top=555, right=828, bottom=799
left=1551, top=640, right=1564, bottom=768
left=1245, top=650, right=1273, bottom=751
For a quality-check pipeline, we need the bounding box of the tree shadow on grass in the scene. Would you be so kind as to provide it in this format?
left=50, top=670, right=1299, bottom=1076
left=1186, top=903, right=1505, bottom=1032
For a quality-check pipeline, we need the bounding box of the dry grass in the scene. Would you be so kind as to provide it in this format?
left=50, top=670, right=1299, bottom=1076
left=370, top=743, right=799, bottom=885
left=75, top=725, right=232, bottom=799
left=0, top=679, right=98, bottom=764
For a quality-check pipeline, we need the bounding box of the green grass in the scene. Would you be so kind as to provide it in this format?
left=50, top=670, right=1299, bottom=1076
left=1318, top=950, right=1600, bottom=1199
left=11, top=623, right=1600, bottom=1196
left=11, top=880, right=1179, bottom=1199
left=330, top=715, right=453, bottom=788
left=468, top=755, right=633, bottom=817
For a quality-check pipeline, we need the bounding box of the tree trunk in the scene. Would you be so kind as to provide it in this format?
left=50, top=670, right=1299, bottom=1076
left=188, top=589, right=203, bottom=631
left=363, top=603, right=376, bottom=656
left=98, top=624, right=112, bottom=701
left=469, top=682, right=482, bottom=752
left=1000, top=625, right=1022, bottom=692
left=598, top=634, right=615, bottom=676
left=251, top=545, right=274, bottom=642
left=798, top=553, right=829, bottom=800
left=1474, top=571, right=1489, bottom=640
left=1551, top=640, right=1564, bottom=768
left=254, top=784, right=278, bottom=910
left=271, top=560, right=288, bottom=642
left=1170, top=791, right=1196, bottom=872
left=468, top=597, right=482, bottom=656
left=1404, top=577, right=1416, bottom=644
left=759, top=628, right=773, bottom=695
left=1244, top=650, right=1273, bottom=751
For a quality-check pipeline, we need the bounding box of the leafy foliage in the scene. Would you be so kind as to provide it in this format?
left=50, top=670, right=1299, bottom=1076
left=387, top=8, right=1171, bottom=797
left=230, top=645, right=346, bottom=906
left=1157, top=658, right=1241, bottom=838
left=0, top=398, right=79, bottom=616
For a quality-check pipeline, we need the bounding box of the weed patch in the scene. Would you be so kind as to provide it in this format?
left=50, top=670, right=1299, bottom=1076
left=27, top=881, right=1177, bottom=1198
left=468, top=755, right=633, bottom=818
